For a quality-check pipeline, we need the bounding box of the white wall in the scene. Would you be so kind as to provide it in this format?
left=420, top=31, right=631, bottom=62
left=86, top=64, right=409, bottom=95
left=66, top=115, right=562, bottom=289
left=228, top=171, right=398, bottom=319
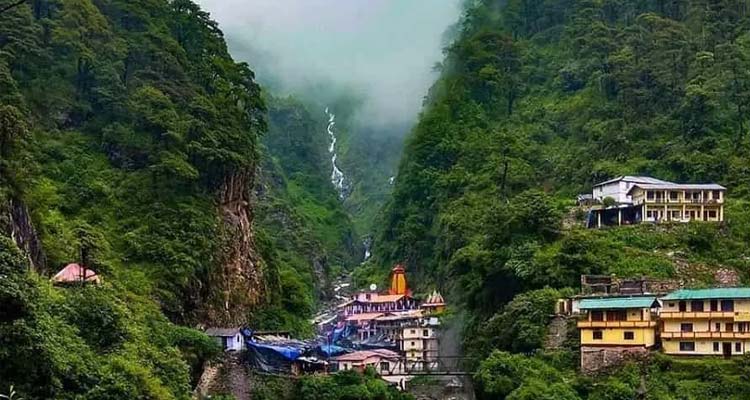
left=593, top=180, right=636, bottom=204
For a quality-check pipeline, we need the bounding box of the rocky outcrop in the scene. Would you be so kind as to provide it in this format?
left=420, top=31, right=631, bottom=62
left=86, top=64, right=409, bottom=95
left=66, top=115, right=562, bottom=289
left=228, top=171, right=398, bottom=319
left=200, top=169, right=266, bottom=326
left=580, top=346, right=649, bottom=375
left=1, top=197, right=46, bottom=272
left=193, top=353, right=252, bottom=400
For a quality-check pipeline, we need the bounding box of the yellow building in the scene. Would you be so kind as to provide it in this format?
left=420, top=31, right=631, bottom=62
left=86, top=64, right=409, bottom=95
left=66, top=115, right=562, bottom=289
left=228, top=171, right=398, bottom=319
left=578, top=296, right=659, bottom=347
left=661, top=288, right=750, bottom=356
left=628, top=183, right=725, bottom=223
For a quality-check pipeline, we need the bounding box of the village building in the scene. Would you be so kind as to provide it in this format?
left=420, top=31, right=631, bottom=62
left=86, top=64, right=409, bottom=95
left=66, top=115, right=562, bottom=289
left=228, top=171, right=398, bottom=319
left=577, top=296, right=659, bottom=373
left=660, top=288, right=750, bottom=357
left=587, top=176, right=726, bottom=227
left=421, top=290, right=446, bottom=314
left=205, top=328, right=245, bottom=352
left=330, top=349, right=402, bottom=374
left=52, top=263, right=101, bottom=285
left=399, top=317, right=440, bottom=371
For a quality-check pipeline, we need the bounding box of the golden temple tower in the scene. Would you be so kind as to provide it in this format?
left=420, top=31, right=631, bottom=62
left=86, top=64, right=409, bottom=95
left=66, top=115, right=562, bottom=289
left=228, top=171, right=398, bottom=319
left=388, top=264, right=409, bottom=295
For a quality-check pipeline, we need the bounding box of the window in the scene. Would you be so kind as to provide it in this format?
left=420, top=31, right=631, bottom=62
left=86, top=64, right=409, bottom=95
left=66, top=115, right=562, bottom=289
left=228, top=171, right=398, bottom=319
left=727, top=323, right=734, bottom=332
left=708, top=210, right=717, bottom=218
left=410, top=329, right=416, bottom=334
left=713, top=190, right=722, bottom=200
left=680, top=323, right=693, bottom=332
left=380, top=361, right=390, bottom=372
left=679, top=342, right=695, bottom=352
left=668, top=303, right=675, bottom=308
left=679, top=301, right=687, bottom=312
left=714, top=342, right=720, bottom=352
left=672, top=210, right=681, bottom=219
left=737, top=343, right=742, bottom=353
left=343, top=364, right=349, bottom=370
left=691, top=301, right=704, bottom=312
left=411, top=341, right=415, bottom=347
left=647, top=191, right=655, bottom=200
left=593, top=330, right=603, bottom=340
left=423, top=329, right=429, bottom=337
left=716, top=323, right=721, bottom=332
left=591, top=311, right=604, bottom=321
left=624, top=331, right=635, bottom=340
left=670, top=191, right=679, bottom=200
left=607, top=310, right=627, bottom=321
left=710, top=300, right=718, bottom=312
left=722, top=300, right=734, bottom=312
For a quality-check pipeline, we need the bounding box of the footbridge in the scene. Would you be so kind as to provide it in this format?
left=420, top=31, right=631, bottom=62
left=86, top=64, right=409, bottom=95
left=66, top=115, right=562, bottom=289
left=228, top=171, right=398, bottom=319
left=381, top=356, right=476, bottom=376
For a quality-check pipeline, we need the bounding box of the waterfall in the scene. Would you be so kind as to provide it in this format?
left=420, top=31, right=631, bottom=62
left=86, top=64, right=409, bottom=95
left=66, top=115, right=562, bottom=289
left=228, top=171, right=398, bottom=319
left=362, top=236, right=372, bottom=262
left=325, top=107, right=349, bottom=199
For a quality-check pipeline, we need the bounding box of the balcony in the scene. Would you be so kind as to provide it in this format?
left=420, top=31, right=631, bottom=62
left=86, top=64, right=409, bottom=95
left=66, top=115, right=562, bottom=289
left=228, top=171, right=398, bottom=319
left=661, top=331, right=750, bottom=339
left=577, top=321, right=657, bottom=328
left=659, top=311, right=736, bottom=319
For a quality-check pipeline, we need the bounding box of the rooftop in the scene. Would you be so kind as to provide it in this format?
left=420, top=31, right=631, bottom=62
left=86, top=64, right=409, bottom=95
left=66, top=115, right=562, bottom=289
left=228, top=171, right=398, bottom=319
left=629, top=183, right=726, bottom=192
left=205, top=327, right=241, bottom=337
left=332, top=349, right=400, bottom=362
left=595, top=176, right=673, bottom=187
left=52, top=263, right=101, bottom=284
left=345, top=312, right=385, bottom=322
left=579, top=296, right=659, bottom=310
left=662, top=288, right=750, bottom=300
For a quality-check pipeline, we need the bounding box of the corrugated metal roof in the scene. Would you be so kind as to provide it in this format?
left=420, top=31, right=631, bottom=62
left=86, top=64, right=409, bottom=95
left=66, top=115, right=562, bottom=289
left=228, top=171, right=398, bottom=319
left=662, top=288, right=750, bottom=300
left=205, top=328, right=240, bottom=337
left=579, top=296, right=659, bottom=310
left=630, top=183, right=726, bottom=191
left=594, top=176, right=673, bottom=187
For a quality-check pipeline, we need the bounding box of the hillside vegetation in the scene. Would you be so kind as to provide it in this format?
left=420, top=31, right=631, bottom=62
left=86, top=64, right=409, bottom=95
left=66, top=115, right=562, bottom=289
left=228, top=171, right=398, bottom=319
left=375, top=0, right=750, bottom=398
left=0, top=0, right=311, bottom=397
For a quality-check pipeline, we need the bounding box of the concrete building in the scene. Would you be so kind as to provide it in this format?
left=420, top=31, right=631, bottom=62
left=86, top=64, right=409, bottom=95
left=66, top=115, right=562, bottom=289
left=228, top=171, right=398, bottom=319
left=661, top=288, right=750, bottom=357
left=578, top=296, right=659, bottom=347
left=399, top=317, right=440, bottom=370
left=577, top=296, right=659, bottom=373
left=205, top=328, right=245, bottom=352
left=330, top=349, right=402, bottom=374
left=588, top=176, right=726, bottom=228
left=592, top=176, right=672, bottom=204
left=628, top=183, right=725, bottom=223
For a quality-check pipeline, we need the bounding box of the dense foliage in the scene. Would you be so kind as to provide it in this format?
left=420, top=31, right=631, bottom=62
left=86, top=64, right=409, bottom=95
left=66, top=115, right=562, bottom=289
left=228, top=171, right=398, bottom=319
left=375, top=0, right=750, bottom=397
left=378, top=0, right=750, bottom=327
left=250, top=369, right=413, bottom=400
left=0, top=236, right=219, bottom=399
left=0, top=0, right=277, bottom=397
left=251, top=96, right=362, bottom=335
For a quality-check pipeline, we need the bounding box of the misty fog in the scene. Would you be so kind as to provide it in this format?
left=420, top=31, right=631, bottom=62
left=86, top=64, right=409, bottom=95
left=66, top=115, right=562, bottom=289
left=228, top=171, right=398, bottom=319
left=195, top=0, right=461, bottom=128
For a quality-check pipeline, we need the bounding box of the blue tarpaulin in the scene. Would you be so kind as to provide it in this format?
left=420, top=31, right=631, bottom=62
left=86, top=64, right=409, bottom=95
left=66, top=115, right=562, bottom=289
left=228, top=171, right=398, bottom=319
left=317, top=344, right=347, bottom=357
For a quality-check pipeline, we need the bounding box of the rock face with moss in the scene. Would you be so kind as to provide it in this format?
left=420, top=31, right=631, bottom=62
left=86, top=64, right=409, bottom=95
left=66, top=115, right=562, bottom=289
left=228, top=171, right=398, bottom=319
left=0, top=0, right=292, bottom=397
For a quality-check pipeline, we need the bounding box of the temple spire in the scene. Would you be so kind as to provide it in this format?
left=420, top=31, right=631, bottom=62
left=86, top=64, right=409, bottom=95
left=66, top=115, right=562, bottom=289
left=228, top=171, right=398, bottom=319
left=388, top=264, right=409, bottom=295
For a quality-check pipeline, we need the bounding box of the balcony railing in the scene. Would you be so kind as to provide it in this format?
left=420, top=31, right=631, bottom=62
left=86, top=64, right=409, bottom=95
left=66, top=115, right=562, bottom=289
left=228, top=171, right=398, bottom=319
left=661, top=331, right=750, bottom=339
left=659, top=311, right=736, bottom=319
left=577, top=321, right=657, bottom=328
left=637, top=198, right=722, bottom=205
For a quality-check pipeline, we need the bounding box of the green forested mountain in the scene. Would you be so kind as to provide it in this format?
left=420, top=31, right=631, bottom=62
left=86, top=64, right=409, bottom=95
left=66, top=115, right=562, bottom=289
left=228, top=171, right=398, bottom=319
left=0, top=0, right=285, bottom=398
left=379, top=0, right=750, bottom=313
left=251, top=96, right=361, bottom=335
left=375, top=0, right=750, bottom=398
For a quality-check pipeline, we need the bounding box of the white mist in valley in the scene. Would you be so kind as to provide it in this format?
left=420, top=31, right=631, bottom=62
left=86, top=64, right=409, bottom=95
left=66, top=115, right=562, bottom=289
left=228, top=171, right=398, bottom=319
left=194, top=0, right=461, bottom=129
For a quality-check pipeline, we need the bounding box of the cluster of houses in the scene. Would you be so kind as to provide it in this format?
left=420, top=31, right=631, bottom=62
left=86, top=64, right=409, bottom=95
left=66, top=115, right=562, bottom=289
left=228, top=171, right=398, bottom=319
left=570, top=285, right=750, bottom=372
left=582, top=176, right=726, bottom=228
left=203, top=264, right=446, bottom=382
left=325, top=264, right=445, bottom=377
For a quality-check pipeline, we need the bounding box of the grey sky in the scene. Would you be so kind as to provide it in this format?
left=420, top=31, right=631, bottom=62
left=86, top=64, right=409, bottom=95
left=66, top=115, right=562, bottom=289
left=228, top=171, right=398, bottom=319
left=196, top=0, right=461, bottom=126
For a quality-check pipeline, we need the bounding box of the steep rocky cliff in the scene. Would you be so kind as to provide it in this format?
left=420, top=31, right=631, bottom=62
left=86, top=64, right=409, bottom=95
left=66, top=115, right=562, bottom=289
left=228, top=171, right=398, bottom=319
left=201, top=169, right=267, bottom=326
left=1, top=197, right=46, bottom=272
